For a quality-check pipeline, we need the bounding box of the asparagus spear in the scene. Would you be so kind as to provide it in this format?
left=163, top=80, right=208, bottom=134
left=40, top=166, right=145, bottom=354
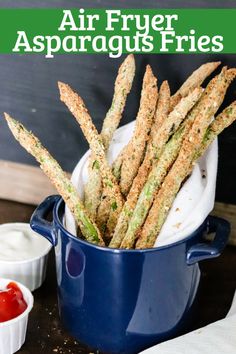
left=101, top=54, right=135, bottom=150
left=122, top=67, right=234, bottom=249
left=109, top=87, right=202, bottom=248
left=136, top=101, right=236, bottom=249
left=119, top=65, right=158, bottom=196
left=148, top=86, right=203, bottom=162
left=84, top=54, right=135, bottom=218
left=4, top=113, right=104, bottom=246
left=109, top=81, right=170, bottom=247
left=149, top=80, right=170, bottom=141
left=58, top=82, right=124, bottom=235
left=112, top=149, right=124, bottom=181
left=169, top=93, right=182, bottom=112
left=119, top=111, right=200, bottom=249
left=110, top=123, right=187, bottom=248
left=97, top=65, right=158, bottom=236
left=111, top=69, right=164, bottom=184
left=136, top=69, right=236, bottom=249
left=170, top=61, right=221, bottom=109
left=198, top=101, right=236, bottom=158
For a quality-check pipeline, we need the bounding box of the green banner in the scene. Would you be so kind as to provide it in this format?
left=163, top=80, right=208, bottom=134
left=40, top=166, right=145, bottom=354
left=0, top=9, right=234, bottom=56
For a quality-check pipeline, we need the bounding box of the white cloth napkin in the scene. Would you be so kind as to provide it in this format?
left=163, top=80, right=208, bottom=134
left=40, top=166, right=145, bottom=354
left=140, top=291, right=236, bottom=354
left=65, top=121, right=218, bottom=247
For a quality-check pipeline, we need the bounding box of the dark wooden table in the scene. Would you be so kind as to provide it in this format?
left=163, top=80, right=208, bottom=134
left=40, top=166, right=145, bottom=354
left=0, top=199, right=235, bottom=354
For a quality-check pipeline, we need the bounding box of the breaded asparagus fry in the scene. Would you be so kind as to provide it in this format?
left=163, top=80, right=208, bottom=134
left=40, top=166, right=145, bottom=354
left=148, top=86, right=203, bottom=161
left=110, top=124, right=187, bottom=248
left=101, top=54, right=135, bottom=150
left=131, top=81, right=171, bottom=199
left=58, top=82, right=124, bottom=233
left=136, top=68, right=236, bottom=249
left=136, top=102, right=236, bottom=250
left=198, top=101, right=236, bottom=158
left=99, top=66, right=158, bottom=232
left=169, top=93, right=182, bottom=112
left=109, top=81, right=169, bottom=247
left=84, top=154, right=101, bottom=217
left=4, top=113, right=104, bottom=246
left=110, top=86, right=202, bottom=248
left=96, top=191, right=111, bottom=235
left=112, top=67, right=160, bottom=185
left=120, top=96, right=204, bottom=250
left=132, top=81, right=170, bottom=186
left=112, top=150, right=124, bottom=181
left=119, top=65, right=158, bottom=196
left=149, top=80, right=170, bottom=143
left=84, top=55, right=135, bottom=217
left=170, top=61, right=221, bottom=108
left=97, top=151, right=126, bottom=237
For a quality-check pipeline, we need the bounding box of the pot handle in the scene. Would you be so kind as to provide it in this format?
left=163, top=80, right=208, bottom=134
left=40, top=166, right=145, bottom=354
left=186, top=215, right=230, bottom=265
left=30, top=195, right=60, bottom=246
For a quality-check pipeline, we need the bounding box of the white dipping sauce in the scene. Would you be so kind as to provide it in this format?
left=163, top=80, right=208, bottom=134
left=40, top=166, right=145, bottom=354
left=0, top=223, right=51, bottom=262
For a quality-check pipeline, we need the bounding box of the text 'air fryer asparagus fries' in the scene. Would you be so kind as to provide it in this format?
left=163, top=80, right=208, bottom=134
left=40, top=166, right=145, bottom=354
left=4, top=56, right=236, bottom=249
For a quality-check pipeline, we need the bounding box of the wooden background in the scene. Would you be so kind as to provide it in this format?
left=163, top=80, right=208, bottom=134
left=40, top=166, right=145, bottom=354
left=0, top=0, right=235, bottom=205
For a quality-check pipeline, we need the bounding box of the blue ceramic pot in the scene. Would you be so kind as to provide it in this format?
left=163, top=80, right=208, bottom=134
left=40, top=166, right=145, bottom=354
left=30, top=195, right=230, bottom=354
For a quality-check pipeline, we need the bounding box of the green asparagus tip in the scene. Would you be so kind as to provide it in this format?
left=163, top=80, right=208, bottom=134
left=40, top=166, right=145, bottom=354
left=4, top=113, right=19, bottom=133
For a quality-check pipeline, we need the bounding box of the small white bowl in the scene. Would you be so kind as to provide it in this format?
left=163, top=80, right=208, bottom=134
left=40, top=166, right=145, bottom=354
left=0, top=223, right=52, bottom=291
left=0, top=278, right=34, bottom=354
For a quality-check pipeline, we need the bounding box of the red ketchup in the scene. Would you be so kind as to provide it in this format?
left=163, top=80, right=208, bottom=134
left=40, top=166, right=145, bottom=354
left=0, top=281, right=27, bottom=322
